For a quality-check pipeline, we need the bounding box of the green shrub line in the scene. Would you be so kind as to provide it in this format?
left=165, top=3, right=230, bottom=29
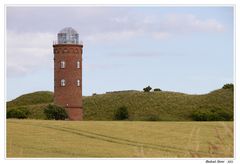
left=44, top=104, right=68, bottom=120
left=154, top=88, right=162, bottom=92
left=7, top=107, right=30, bottom=119
left=114, top=106, right=129, bottom=120
left=191, top=108, right=233, bottom=121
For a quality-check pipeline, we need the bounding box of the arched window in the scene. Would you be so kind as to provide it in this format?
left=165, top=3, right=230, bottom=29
left=77, top=80, right=80, bottom=87
left=60, top=61, right=65, bottom=68
left=61, top=79, right=66, bottom=86
left=77, top=61, right=80, bottom=69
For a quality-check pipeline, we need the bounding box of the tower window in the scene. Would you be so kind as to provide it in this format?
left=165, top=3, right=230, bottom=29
left=60, top=61, right=65, bottom=68
left=77, top=61, right=80, bottom=69
left=61, top=79, right=66, bottom=86
left=77, top=80, right=80, bottom=87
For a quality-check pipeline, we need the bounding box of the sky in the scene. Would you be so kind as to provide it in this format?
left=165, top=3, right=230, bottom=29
left=6, top=6, right=234, bottom=101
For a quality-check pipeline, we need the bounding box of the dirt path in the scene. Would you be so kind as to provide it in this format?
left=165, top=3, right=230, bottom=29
left=184, top=126, right=201, bottom=157
left=221, top=122, right=233, bottom=138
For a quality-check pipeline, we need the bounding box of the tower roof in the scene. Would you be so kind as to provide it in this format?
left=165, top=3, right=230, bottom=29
left=59, top=27, right=78, bottom=35
left=57, top=27, right=79, bottom=44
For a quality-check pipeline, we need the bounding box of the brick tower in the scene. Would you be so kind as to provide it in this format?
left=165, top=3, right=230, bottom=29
left=53, top=27, right=83, bottom=120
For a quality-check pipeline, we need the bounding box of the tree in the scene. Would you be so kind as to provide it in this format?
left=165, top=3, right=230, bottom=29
left=114, top=106, right=129, bottom=120
left=154, top=88, right=162, bottom=92
left=143, top=86, right=152, bottom=92
left=222, top=83, right=234, bottom=90
left=44, top=104, right=68, bottom=120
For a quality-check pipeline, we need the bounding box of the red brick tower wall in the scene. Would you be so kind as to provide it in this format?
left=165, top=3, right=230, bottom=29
left=53, top=44, right=83, bottom=120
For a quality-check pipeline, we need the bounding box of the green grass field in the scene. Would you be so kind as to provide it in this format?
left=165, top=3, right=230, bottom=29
left=7, top=119, right=233, bottom=158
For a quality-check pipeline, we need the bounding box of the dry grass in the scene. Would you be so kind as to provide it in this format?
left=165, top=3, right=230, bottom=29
left=6, top=119, right=233, bottom=158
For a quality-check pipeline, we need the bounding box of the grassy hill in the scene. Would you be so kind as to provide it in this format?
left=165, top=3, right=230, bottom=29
left=6, top=88, right=233, bottom=121
left=7, top=91, right=53, bottom=119
left=7, top=91, right=53, bottom=108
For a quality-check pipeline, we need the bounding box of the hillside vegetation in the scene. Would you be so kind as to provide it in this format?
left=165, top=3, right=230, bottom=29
left=7, top=91, right=53, bottom=108
left=6, top=87, right=233, bottom=121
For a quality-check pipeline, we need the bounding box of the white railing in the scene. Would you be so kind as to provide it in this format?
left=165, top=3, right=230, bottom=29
left=53, top=40, right=83, bottom=45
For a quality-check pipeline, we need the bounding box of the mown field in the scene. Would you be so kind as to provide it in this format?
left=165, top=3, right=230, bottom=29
left=7, top=119, right=233, bottom=158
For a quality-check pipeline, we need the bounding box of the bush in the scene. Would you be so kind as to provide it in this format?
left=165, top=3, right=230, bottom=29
left=222, top=83, right=234, bottom=90
left=143, top=86, right=152, bottom=92
left=7, top=107, right=30, bottom=119
left=142, top=115, right=160, bottom=121
left=154, top=88, right=162, bottom=92
left=191, top=107, right=232, bottom=121
left=44, top=104, right=68, bottom=120
left=114, top=106, right=129, bottom=120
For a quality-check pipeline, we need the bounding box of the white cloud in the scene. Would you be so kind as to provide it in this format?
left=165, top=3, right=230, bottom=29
left=7, top=31, right=55, bottom=77
left=83, top=13, right=225, bottom=43
left=152, top=32, right=171, bottom=39
left=6, top=9, right=226, bottom=77
left=162, top=14, right=225, bottom=32
left=111, top=16, right=129, bottom=24
left=85, top=30, right=143, bottom=42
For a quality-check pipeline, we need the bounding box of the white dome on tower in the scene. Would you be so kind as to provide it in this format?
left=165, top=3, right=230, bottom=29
left=57, top=27, right=79, bottom=44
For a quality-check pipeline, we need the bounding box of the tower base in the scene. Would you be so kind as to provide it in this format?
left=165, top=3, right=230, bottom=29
left=65, top=107, right=83, bottom=120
